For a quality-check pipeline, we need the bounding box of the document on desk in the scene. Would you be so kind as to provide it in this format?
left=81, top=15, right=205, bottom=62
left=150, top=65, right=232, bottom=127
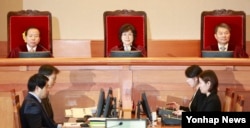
left=63, top=122, right=82, bottom=127
left=65, top=107, right=95, bottom=118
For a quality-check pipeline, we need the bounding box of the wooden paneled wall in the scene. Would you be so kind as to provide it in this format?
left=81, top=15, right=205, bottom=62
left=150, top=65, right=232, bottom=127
left=1, top=40, right=250, bottom=58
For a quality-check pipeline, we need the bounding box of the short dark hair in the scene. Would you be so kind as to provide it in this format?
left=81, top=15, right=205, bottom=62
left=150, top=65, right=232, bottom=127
left=28, top=74, right=48, bottom=91
left=199, top=70, right=218, bottom=93
left=185, top=65, right=202, bottom=78
left=38, top=64, right=59, bottom=76
left=119, top=23, right=137, bottom=45
left=214, top=23, right=231, bottom=34
left=24, top=27, right=40, bottom=36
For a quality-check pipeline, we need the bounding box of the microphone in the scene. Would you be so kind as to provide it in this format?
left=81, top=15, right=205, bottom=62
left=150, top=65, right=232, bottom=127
left=38, top=44, right=53, bottom=57
left=107, top=122, right=123, bottom=128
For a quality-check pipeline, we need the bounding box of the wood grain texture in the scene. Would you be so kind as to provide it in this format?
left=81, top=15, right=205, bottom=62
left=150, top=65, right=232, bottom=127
left=1, top=40, right=250, bottom=58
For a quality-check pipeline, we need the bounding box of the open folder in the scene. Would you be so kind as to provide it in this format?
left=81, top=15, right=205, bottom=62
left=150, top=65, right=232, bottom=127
left=65, top=107, right=96, bottom=118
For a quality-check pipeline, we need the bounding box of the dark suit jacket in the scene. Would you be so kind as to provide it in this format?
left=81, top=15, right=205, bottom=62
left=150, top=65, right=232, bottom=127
left=42, top=97, right=56, bottom=124
left=20, top=93, right=57, bottom=128
left=180, top=88, right=206, bottom=112
left=8, top=44, right=52, bottom=58
left=197, top=91, right=221, bottom=112
left=205, top=43, right=249, bottom=58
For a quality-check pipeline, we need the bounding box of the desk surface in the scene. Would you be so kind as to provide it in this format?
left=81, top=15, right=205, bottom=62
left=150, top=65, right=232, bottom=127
left=63, top=116, right=181, bottom=128
left=1, top=57, right=250, bottom=66
left=62, top=121, right=181, bottom=128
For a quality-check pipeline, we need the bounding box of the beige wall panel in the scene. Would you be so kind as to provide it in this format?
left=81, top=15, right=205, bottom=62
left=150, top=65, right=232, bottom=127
left=53, top=40, right=91, bottom=58
left=21, top=0, right=250, bottom=40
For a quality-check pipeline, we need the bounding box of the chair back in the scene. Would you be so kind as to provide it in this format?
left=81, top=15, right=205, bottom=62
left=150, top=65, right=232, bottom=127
left=234, top=94, right=244, bottom=112
left=201, top=9, right=246, bottom=52
left=0, top=89, right=21, bottom=128
left=223, top=88, right=235, bottom=112
left=12, top=90, right=22, bottom=128
left=103, top=9, right=147, bottom=57
left=7, top=10, right=52, bottom=54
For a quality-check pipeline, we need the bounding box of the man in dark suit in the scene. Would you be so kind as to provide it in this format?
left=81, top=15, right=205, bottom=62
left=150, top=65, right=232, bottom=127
left=205, top=23, right=248, bottom=58
left=20, top=74, right=62, bottom=128
left=38, top=64, right=60, bottom=124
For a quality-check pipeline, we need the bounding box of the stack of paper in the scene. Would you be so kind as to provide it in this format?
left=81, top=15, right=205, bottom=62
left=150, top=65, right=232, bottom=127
left=65, top=107, right=96, bottom=118
left=63, top=122, right=82, bottom=128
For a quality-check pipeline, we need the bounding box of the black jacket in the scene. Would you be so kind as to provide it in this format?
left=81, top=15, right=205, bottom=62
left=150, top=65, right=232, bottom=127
left=20, top=93, right=57, bottom=128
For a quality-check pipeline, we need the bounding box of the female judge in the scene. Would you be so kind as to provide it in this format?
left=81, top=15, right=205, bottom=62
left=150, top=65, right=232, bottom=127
left=109, top=23, right=146, bottom=57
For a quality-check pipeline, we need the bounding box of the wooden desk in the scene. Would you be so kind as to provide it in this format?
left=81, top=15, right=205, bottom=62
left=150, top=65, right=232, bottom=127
left=63, top=124, right=181, bottom=128
left=62, top=117, right=181, bottom=128
left=63, top=124, right=180, bottom=128
left=1, top=57, right=250, bottom=123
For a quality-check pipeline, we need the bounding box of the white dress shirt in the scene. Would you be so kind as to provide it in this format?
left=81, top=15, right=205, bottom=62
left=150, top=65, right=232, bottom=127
left=218, top=43, right=228, bottom=51
left=26, top=44, right=37, bottom=52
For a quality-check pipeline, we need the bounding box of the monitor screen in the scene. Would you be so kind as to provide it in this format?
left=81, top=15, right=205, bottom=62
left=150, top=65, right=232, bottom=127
left=202, top=51, right=234, bottom=58
left=103, top=94, right=113, bottom=118
left=141, top=92, right=152, bottom=121
left=110, top=50, right=142, bottom=57
left=19, top=51, right=51, bottom=58
left=96, top=88, right=105, bottom=117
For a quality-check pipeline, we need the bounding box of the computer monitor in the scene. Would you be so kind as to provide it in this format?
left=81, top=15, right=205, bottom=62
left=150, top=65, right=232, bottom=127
left=110, top=50, right=142, bottom=57
left=141, top=92, right=152, bottom=121
left=201, top=51, right=234, bottom=58
left=19, top=51, right=51, bottom=58
left=103, top=94, right=113, bottom=118
left=96, top=88, right=105, bottom=117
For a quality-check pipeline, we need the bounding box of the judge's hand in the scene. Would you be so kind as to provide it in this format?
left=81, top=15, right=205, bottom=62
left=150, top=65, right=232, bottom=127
left=166, top=102, right=180, bottom=110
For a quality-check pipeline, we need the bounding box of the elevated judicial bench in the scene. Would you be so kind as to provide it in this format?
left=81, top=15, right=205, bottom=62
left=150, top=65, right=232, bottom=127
left=0, top=57, right=250, bottom=123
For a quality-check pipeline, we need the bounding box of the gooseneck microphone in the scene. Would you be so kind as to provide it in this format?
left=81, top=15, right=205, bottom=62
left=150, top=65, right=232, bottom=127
left=107, top=122, right=123, bottom=128
left=38, top=44, right=53, bottom=57
left=38, top=44, right=50, bottom=51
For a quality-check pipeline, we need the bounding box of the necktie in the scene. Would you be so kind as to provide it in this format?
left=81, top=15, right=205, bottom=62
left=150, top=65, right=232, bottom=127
left=29, top=48, right=35, bottom=52
left=220, top=46, right=226, bottom=51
